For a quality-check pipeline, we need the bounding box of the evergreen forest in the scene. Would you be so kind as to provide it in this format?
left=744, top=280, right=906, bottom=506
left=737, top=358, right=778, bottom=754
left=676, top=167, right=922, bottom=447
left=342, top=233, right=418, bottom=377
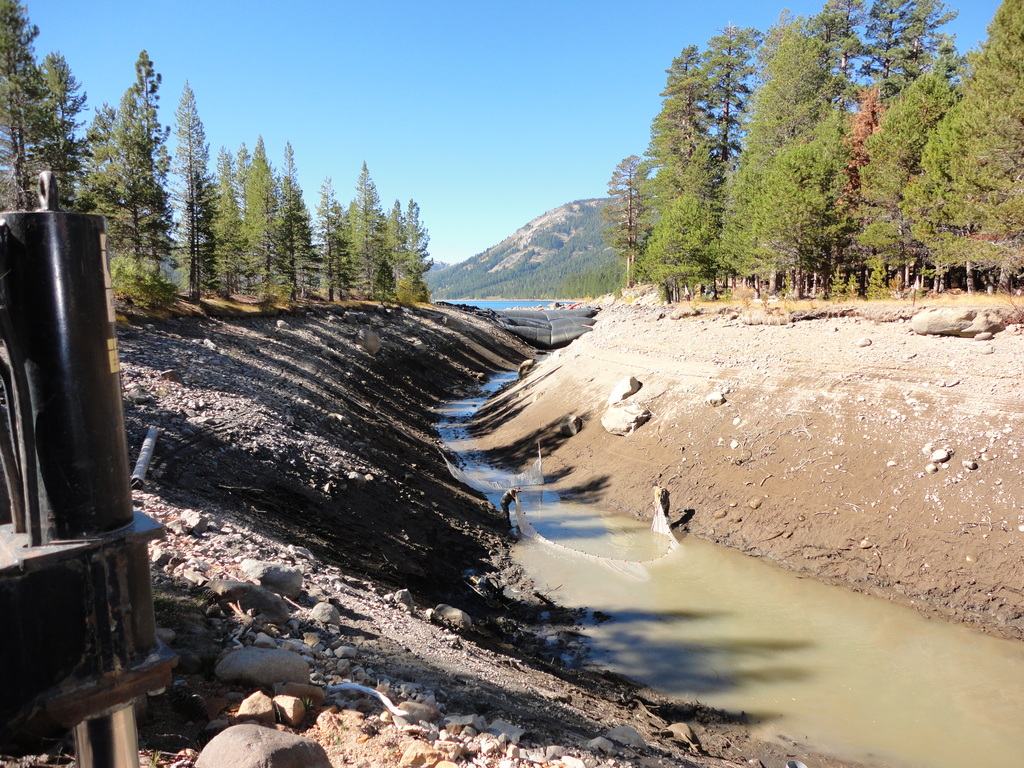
left=0, top=1, right=431, bottom=307
left=603, top=0, right=1024, bottom=301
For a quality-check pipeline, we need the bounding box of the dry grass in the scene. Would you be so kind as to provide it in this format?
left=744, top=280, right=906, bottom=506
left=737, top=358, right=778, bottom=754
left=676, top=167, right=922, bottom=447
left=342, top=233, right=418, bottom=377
left=740, top=307, right=792, bottom=325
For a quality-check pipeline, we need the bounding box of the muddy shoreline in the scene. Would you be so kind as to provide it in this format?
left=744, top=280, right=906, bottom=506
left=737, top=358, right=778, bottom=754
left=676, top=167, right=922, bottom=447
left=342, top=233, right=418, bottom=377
left=471, top=296, right=1024, bottom=642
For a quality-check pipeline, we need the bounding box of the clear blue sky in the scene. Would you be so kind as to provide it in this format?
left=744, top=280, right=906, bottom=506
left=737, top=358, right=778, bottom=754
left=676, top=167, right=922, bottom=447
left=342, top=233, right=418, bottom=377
left=31, top=0, right=1001, bottom=265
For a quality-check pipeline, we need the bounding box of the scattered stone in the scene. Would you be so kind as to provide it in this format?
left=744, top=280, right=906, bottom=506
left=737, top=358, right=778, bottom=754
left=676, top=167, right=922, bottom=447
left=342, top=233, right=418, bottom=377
left=978, top=345, right=995, bottom=355
left=930, top=448, right=951, bottom=463
left=390, top=588, right=416, bottom=611
left=601, top=402, right=651, bottom=436
left=859, top=538, right=873, bottom=549
left=309, top=600, right=342, bottom=625
left=399, top=741, right=444, bottom=768
left=240, top=559, right=304, bottom=598
left=195, top=723, right=331, bottom=768
left=586, top=736, right=615, bottom=753
left=433, top=604, right=473, bottom=632
left=963, top=460, right=979, bottom=471
left=273, top=694, right=306, bottom=727
left=974, top=331, right=994, bottom=341
left=748, top=497, right=763, bottom=510
left=359, top=328, right=382, bottom=355
left=559, top=413, right=584, bottom=436
left=274, top=681, right=326, bottom=707
left=706, top=391, right=727, bottom=407
left=855, top=337, right=872, bottom=347
left=488, top=719, right=526, bottom=743
left=925, top=463, right=939, bottom=474
left=397, top=700, right=441, bottom=724
left=518, top=359, right=536, bottom=378
left=333, top=645, right=358, bottom=659
left=606, top=724, right=646, bottom=748
left=206, top=579, right=292, bottom=624
left=236, top=691, right=275, bottom=724
left=608, top=376, right=643, bottom=405
left=214, top=647, right=310, bottom=687
left=276, top=319, right=290, bottom=329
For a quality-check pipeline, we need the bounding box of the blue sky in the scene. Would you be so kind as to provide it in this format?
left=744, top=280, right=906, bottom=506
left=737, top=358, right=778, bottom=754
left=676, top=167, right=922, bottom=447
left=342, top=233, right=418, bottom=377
left=31, top=0, right=1001, bottom=265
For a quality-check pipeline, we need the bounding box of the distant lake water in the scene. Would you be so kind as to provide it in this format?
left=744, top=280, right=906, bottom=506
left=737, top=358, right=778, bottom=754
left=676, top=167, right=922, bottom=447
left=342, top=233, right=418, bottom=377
left=437, top=299, right=584, bottom=311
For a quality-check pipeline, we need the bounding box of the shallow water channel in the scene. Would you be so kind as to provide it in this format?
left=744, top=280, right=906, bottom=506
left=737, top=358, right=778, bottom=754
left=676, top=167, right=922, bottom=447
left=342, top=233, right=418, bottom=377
left=437, top=371, right=1024, bottom=768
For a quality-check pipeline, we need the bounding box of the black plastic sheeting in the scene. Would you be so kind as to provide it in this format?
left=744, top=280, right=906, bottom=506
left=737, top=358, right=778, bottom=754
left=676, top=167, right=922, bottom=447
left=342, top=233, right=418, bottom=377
left=435, top=303, right=599, bottom=350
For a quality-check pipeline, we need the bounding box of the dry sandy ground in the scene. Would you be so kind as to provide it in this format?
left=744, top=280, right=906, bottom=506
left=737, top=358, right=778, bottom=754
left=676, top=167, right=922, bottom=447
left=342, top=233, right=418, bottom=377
left=472, top=296, right=1024, bottom=639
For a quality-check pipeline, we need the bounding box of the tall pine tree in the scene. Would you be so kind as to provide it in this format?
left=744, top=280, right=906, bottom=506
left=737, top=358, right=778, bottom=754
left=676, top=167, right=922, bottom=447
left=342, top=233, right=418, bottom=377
left=0, top=0, right=42, bottom=209
left=314, top=178, right=352, bottom=301
left=171, top=82, right=216, bottom=300
left=212, top=147, right=248, bottom=294
left=348, top=162, right=385, bottom=298
left=278, top=141, right=316, bottom=299
left=86, top=50, right=173, bottom=269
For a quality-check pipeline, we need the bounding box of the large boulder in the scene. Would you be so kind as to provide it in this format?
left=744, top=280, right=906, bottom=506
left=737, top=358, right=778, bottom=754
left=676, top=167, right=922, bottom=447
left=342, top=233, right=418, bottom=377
left=910, top=308, right=1005, bottom=338
left=601, top=402, right=651, bottom=436
left=240, top=559, right=304, bottom=598
left=607, top=376, right=643, bottom=405
left=195, top=724, right=331, bottom=768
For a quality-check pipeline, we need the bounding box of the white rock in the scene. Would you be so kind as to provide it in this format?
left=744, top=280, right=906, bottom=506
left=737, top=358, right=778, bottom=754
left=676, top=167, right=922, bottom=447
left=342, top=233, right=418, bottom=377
left=606, top=725, right=646, bottom=748
left=706, top=391, right=727, bottom=407
left=608, top=376, right=643, bottom=405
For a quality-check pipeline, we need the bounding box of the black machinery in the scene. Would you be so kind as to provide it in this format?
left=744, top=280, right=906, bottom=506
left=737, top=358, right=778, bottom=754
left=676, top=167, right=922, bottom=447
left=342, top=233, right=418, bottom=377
left=0, top=173, right=175, bottom=765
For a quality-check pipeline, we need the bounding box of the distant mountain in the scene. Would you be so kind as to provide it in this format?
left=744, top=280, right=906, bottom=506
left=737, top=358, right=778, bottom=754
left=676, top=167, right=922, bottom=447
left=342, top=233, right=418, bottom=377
left=427, top=198, right=623, bottom=300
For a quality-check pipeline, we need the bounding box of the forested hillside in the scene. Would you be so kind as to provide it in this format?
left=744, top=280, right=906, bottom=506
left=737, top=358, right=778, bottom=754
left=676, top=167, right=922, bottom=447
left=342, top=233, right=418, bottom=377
left=0, top=4, right=431, bottom=308
left=602, top=0, right=1024, bottom=301
left=427, top=199, right=622, bottom=299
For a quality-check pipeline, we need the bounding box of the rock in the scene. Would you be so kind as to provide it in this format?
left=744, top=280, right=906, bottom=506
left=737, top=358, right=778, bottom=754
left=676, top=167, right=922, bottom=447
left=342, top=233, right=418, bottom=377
left=206, top=579, right=292, bottom=624
left=608, top=376, right=643, bottom=405
left=397, top=700, right=441, bottom=724
left=559, top=413, right=584, bottom=436
left=433, top=604, right=472, bottom=632
left=195, top=723, right=331, bottom=768
left=855, top=337, right=872, bottom=347
left=518, top=359, right=536, bottom=378
left=309, top=601, right=341, bottom=625
left=276, top=319, right=290, bottom=329
left=606, top=724, right=647, bottom=748
left=706, top=391, right=727, bottom=407
left=358, top=328, right=382, bottom=355
left=333, top=644, right=358, bottom=659
left=930, top=448, right=951, bottom=463
left=236, top=691, right=275, bottom=724
left=664, top=722, right=701, bottom=751
left=910, top=308, right=1005, bottom=338
left=214, top=647, right=310, bottom=687
left=488, top=719, right=526, bottom=743
left=925, top=463, right=939, bottom=474
left=274, top=681, right=325, bottom=707
left=561, top=756, right=587, bottom=768
left=601, top=402, right=651, bottom=436
left=963, top=460, right=979, bottom=471
left=273, top=694, right=306, bottom=727
left=240, top=559, right=304, bottom=598
left=252, top=632, right=276, bottom=649
left=748, top=497, right=763, bottom=510
left=444, top=714, right=488, bottom=734
left=975, top=331, right=994, bottom=341
left=399, top=741, right=444, bottom=768
left=159, top=368, right=184, bottom=383
left=390, top=588, right=416, bottom=611
left=586, top=736, right=615, bottom=753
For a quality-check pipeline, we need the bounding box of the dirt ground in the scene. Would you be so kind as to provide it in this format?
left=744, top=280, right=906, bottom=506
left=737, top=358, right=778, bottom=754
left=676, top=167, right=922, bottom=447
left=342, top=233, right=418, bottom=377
left=471, top=293, right=1024, bottom=640
left=16, top=292, right=1018, bottom=768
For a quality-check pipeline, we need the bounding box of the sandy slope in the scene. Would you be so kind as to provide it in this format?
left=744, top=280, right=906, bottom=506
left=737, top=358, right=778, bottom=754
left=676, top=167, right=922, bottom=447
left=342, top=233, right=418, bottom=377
left=472, top=298, right=1024, bottom=639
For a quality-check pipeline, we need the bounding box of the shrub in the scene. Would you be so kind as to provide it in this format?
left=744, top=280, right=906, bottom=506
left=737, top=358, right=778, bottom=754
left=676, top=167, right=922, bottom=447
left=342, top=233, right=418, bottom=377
left=109, top=256, right=178, bottom=309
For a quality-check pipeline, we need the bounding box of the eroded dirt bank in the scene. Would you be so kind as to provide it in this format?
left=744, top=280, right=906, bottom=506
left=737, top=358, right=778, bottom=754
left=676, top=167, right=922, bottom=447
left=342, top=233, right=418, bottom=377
left=7, top=301, right=849, bottom=768
left=471, top=298, right=1024, bottom=640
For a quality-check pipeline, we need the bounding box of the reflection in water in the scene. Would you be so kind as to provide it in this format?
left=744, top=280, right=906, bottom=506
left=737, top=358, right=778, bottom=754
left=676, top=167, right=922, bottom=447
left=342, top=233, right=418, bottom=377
left=440, top=374, right=1024, bottom=768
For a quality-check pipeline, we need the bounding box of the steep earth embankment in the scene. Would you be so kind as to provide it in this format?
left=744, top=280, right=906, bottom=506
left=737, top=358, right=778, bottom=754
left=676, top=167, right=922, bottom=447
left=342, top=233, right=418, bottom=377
left=4, top=302, right=842, bottom=768
left=471, top=298, right=1024, bottom=640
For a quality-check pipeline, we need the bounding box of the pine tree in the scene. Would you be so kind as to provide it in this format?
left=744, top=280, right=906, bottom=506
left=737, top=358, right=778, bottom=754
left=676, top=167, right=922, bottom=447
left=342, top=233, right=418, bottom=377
left=0, top=0, right=43, bottom=209
left=314, top=178, right=352, bottom=301
left=348, top=162, right=385, bottom=298
left=702, top=23, right=762, bottom=173
left=862, top=0, right=957, bottom=100
left=242, top=136, right=279, bottom=296
left=602, top=155, right=649, bottom=287
left=33, top=52, right=88, bottom=208
left=212, top=147, right=248, bottom=294
left=397, top=199, right=431, bottom=302
left=171, top=82, right=216, bottom=300
left=647, top=45, right=709, bottom=202
left=906, top=0, right=1024, bottom=292
left=86, top=50, right=173, bottom=269
left=277, top=141, right=315, bottom=299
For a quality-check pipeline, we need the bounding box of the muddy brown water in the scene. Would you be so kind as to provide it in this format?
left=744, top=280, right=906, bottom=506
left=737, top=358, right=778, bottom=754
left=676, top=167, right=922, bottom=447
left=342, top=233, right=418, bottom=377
left=438, top=373, right=1024, bottom=768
